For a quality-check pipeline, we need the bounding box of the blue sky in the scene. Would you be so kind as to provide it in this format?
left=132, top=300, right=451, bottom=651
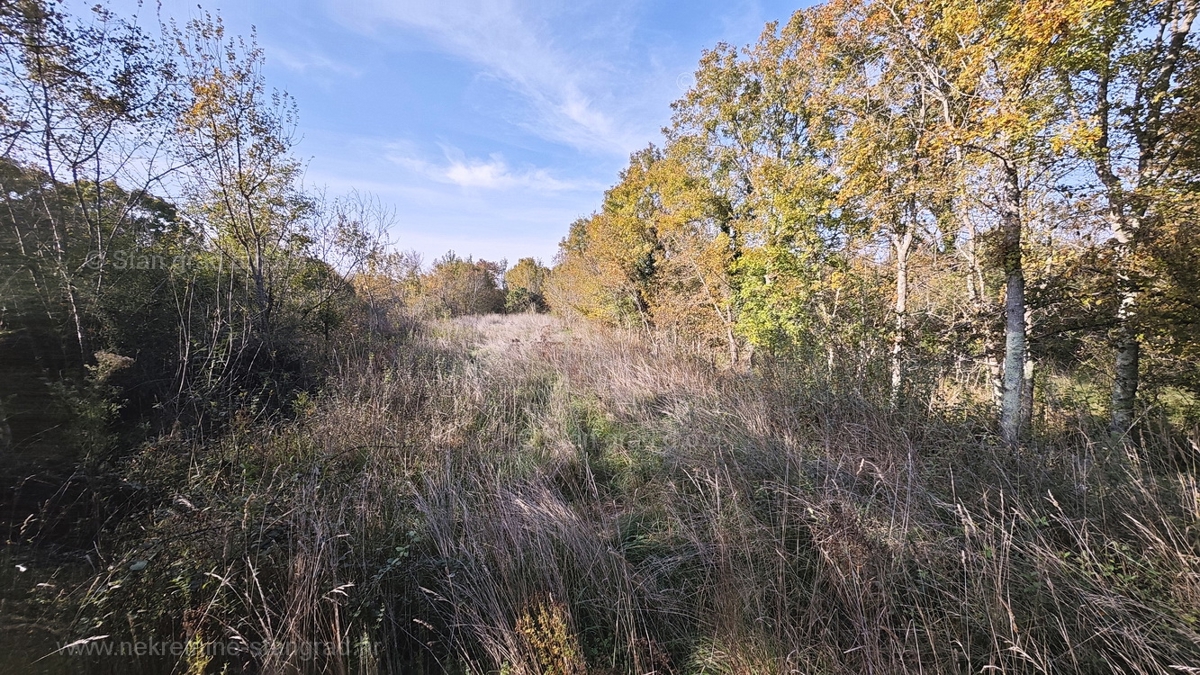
left=118, top=0, right=809, bottom=266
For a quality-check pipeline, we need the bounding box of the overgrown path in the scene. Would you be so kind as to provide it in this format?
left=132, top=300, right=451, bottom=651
left=4, top=312, right=1199, bottom=675
left=451, top=313, right=575, bottom=360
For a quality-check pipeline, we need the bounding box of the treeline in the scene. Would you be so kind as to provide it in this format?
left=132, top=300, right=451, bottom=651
left=358, top=252, right=550, bottom=320
left=0, top=1, right=547, bottom=461
left=548, top=0, right=1200, bottom=443
left=0, top=2, right=379, bottom=451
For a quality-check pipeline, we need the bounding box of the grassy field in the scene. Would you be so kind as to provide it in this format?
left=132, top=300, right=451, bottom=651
left=4, top=314, right=1199, bottom=674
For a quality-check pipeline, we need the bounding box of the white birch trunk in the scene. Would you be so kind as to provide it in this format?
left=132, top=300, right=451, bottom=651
left=890, top=227, right=913, bottom=408
left=998, top=165, right=1026, bottom=445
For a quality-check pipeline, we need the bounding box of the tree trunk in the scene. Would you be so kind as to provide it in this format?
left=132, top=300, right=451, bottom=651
left=998, top=164, right=1026, bottom=446
left=1022, top=306, right=1035, bottom=431
left=1111, top=328, right=1139, bottom=435
left=890, top=227, right=913, bottom=408
left=1096, top=87, right=1143, bottom=438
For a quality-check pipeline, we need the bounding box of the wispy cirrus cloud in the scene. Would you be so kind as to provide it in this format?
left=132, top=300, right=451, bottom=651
left=386, top=143, right=596, bottom=192
left=328, top=0, right=655, bottom=156
left=442, top=156, right=571, bottom=191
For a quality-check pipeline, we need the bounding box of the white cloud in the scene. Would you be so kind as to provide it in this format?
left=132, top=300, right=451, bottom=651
left=328, top=0, right=652, bottom=155
left=385, top=144, right=591, bottom=192
left=442, top=155, right=576, bottom=191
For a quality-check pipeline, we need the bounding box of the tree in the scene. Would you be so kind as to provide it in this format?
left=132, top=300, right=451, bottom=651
left=667, top=17, right=861, bottom=367
left=0, top=0, right=178, bottom=362
left=546, top=149, right=664, bottom=329
left=877, top=0, right=1095, bottom=442
left=1061, top=0, right=1199, bottom=435
left=172, top=13, right=309, bottom=345
left=796, top=0, right=954, bottom=405
left=419, top=252, right=506, bottom=317
left=505, top=257, right=550, bottom=313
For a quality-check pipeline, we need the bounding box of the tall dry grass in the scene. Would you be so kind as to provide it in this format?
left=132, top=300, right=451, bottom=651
left=75, top=314, right=1200, bottom=674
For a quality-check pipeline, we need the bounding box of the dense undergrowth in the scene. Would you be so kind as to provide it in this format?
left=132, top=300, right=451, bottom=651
left=21, top=314, right=1196, bottom=674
